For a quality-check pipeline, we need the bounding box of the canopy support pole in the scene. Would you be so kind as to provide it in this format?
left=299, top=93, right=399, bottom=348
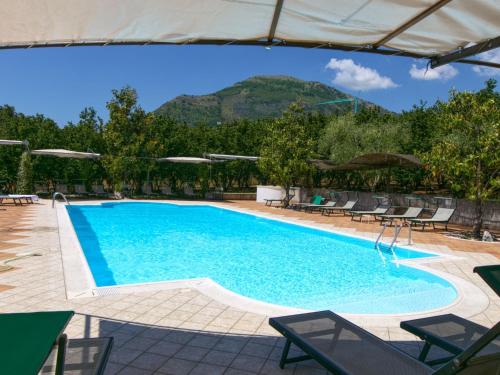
left=268, top=0, right=284, bottom=43
left=373, top=0, right=453, bottom=48
left=431, top=36, right=500, bottom=68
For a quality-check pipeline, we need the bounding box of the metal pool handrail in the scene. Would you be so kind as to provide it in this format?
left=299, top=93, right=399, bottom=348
left=52, top=192, right=70, bottom=208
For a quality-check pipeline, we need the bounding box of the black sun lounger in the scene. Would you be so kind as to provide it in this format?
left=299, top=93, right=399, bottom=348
left=401, top=314, right=500, bottom=366
left=474, top=264, right=500, bottom=296
left=269, top=310, right=500, bottom=375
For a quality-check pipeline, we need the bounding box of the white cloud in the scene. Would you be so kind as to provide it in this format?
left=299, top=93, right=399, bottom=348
left=472, top=49, right=500, bottom=77
left=325, top=58, right=398, bottom=91
left=409, top=63, right=458, bottom=81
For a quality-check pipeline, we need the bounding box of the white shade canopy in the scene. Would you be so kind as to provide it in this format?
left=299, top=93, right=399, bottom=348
left=157, top=157, right=213, bottom=164
left=0, top=139, right=27, bottom=146
left=31, top=149, right=101, bottom=159
left=0, top=1, right=498, bottom=67
left=205, top=153, right=259, bottom=162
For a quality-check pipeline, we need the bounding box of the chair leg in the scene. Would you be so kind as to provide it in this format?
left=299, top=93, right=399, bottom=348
left=418, top=341, right=432, bottom=362
left=55, top=333, right=68, bottom=375
left=279, top=339, right=292, bottom=369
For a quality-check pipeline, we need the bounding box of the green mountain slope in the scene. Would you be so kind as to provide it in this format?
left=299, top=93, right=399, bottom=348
left=155, top=75, right=383, bottom=125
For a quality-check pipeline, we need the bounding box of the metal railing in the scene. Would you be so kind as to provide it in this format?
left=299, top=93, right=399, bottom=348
left=52, top=192, right=70, bottom=208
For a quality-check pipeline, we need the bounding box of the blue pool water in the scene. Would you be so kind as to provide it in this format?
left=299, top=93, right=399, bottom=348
left=67, top=202, right=457, bottom=314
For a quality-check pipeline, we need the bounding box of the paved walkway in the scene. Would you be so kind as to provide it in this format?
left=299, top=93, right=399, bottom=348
left=0, top=200, right=498, bottom=375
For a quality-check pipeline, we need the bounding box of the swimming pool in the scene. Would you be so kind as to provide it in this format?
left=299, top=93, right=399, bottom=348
left=67, top=202, right=457, bottom=314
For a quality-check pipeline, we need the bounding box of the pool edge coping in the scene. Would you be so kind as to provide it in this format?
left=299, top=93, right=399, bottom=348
left=56, top=199, right=490, bottom=326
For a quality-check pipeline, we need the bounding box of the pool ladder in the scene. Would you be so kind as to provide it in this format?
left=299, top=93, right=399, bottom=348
left=375, top=223, right=402, bottom=265
left=52, top=192, right=70, bottom=208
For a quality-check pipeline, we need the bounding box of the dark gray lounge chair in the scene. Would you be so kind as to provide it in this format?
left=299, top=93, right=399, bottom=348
left=321, top=199, right=358, bottom=216
left=40, top=337, right=113, bottom=375
left=350, top=206, right=389, bottom=221
left=409, top=207, right=455, bottom=231
left=378, top=206, right=423, bottom=225
left=264, top=194, right=295, bottom=208
left=269, top=310, right=500, bottom=375
left=74, top=184, right=90, bottom=197
left=305, top=200, right=337, bottom=213
left=400, top=314, right=500, bottom=366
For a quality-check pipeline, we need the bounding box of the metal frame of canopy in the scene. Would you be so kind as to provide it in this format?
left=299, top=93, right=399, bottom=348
left=310, top=153, right=422, bottom=171
left=31, top=149, right=101, bottom=159
left=0, top=139, right=29, bottom=147
left=156, top=156, right=214, bottom=164
left=0, top=1, right=498, bottom=69
left=204, top=153, right=259, bottom=162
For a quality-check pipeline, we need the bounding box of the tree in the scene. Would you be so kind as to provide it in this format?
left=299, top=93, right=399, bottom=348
left=423, top=79, right=500, bottom=237
left=16, top=151, right=33, bottom=194
left=258, top=104, right=313, bottom=203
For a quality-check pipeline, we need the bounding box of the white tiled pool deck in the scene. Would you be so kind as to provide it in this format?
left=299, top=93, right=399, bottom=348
left=0, top=200, right=498, bottom=375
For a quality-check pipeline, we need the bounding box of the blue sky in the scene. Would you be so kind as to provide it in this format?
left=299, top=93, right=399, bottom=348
left=0, top=45, right=498, bottom=126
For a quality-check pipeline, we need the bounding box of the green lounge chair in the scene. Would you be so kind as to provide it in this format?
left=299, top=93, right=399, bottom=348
left=409, top=207, right=455, bottom=231
left=321, top=198, right=358, bottom=216
left=378, top=206, right=423, bottom=225
left=269, top=310, right=500, bottom=375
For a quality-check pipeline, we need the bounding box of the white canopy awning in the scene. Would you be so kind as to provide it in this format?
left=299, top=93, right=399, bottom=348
left=1, top=1, right=498, bottom=68
left=205, top=153, right=259, bottom=161
left=31, top=149, right=101, bottom=159
left=0, top=139, right=28, bottom=146
left=157, top=157, right=213, bottom=164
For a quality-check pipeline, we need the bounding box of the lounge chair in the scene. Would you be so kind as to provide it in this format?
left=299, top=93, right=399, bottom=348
left=160, top=185, right=173, bottom=196
left=291, top=195, right=324, bottom=211
left=321, top=198, right=358, bottom=216
left=55, top=183, right=69, bottom=195
left=350, top=206, right=389, bottom=221
left=40, top=337, right=113, bottom=375
left=142, top=183, right=159, bottom=197
left=0, top=194, right=38, bottom=205
left=378, top=206, right=423, bottom=225
left=409, top=207, right=455, bottom=231
left=264, top=194, right=295, bottom=208
left=91, top=185, right=110, bottom=198
left=270, top=310, right=500, bottom=375
left=183, top=185, right=195, bottom=197
left=473, top=264, right=500, bottom=296
left=401, top=314, right=500, bottom=366
left=74, top=184, right=89, bottom=197
left=305, top=200, right=337, bottom=213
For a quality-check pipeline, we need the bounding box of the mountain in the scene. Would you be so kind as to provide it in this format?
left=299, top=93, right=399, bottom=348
left=155, top=75, right=383, bottom=125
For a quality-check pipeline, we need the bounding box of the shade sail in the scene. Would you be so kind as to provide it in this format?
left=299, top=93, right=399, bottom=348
left=157, top=156, right=213, bottom=164
left=31, top=149, right=101, bottom=159
left=0, top=139, right=27, bottom=146
left=311, top=153, right=422, bottom=171
left=204, top=153, right=259, bottom=161
left=0, top=1, right=498, bottom=67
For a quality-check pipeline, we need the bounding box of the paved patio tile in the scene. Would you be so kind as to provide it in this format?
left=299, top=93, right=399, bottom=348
left=190, top=362, right=227, bottom=375
left=129, top=352, right=170, bottom=372
left=156, top=357, right=197, bottom=375
left=173, top=345, right=210, bottom=361
left=230, top=354, right=267, bottom=373
left=201, top=349, right=238, bottom=366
